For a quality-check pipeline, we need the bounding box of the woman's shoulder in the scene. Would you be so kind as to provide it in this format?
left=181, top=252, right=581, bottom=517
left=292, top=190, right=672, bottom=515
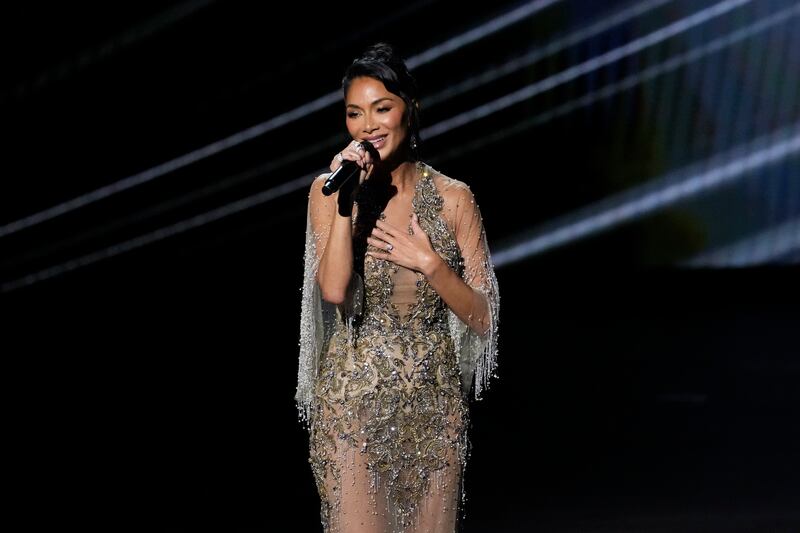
left=424, top=163, right=475, bottom=203
left=425, top=165, right=475, bottom=212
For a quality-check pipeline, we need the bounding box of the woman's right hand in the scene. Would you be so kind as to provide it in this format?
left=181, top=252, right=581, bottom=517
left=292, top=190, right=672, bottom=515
left=330, top=140, right=373, bottom=215
left=330, top=140, right=373, bottom=182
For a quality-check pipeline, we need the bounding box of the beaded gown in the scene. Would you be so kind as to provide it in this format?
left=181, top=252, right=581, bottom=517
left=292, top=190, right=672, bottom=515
left=297, top=162, right=499, bottom=533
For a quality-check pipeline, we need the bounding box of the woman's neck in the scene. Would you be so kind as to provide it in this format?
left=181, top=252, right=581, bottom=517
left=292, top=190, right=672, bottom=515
left=387, top=160, right=418, bottom=196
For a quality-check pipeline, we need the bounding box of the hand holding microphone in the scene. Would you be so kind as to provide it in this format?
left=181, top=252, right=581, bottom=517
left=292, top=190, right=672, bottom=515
left=323, top=140, right=374, bottom=196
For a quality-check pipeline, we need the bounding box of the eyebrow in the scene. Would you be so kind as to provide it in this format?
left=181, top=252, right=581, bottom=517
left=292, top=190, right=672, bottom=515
left=346, top=97, right=395, bottom=110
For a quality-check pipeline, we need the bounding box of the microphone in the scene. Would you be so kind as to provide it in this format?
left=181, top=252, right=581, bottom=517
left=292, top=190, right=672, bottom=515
left=321, top=141, right=373, bottom=196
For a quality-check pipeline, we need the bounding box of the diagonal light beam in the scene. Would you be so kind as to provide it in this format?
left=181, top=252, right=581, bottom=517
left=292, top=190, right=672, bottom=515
left=0, top=0, right=564, bottom=239
left=491, top=124, right=800, bottom=267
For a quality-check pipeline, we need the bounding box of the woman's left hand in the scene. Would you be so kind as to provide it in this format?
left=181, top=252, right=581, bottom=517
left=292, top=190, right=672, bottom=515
left=366, top=213, right=442, bottom=276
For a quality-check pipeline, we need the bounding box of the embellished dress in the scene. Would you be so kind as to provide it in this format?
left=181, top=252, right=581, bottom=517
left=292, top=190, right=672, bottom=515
left=297, top=162, right=499, bottom=533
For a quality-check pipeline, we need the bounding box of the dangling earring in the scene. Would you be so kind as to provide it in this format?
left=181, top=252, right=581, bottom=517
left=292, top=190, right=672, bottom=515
left=410, top=134, right=418, bottom=150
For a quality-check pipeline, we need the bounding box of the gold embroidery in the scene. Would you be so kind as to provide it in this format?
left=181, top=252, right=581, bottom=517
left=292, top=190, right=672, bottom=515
left=309, top=163, right=469, bottom=532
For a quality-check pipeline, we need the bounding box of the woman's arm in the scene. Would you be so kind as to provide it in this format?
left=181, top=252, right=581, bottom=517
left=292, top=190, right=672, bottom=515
left=310, top=178, right=354, bottom=305
left=423, top=254, right=490, bottom=337
left=311, top=143, right=372, bottom=304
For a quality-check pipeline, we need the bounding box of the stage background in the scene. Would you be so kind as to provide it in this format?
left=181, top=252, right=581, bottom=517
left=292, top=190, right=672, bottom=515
left=2, top=0, right=798, bottom=530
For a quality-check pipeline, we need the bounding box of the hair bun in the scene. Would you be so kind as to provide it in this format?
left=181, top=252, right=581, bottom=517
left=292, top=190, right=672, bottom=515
left=363, top=42, right=394, bottom=62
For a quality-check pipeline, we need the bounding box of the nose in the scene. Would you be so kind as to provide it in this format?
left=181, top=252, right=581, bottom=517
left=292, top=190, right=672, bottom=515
left=363, top=113, right=378, bottom=133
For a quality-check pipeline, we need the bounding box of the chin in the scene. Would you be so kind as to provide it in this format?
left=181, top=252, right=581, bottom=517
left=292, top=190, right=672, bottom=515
left=378, top=145, right=405, bottom=164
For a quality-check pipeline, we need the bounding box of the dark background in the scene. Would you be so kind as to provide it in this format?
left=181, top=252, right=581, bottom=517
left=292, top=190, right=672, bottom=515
left=2, top=1, right=798, bottom=531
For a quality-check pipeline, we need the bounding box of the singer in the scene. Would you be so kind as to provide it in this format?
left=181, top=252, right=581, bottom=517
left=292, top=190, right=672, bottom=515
left=297, top=43, right=500, bottom=533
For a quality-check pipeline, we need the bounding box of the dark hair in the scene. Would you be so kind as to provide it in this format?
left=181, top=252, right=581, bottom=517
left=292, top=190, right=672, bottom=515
left=342, top=43, right=421, bottom=160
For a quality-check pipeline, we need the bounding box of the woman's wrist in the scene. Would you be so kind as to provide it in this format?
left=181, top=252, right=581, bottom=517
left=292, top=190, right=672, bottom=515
left=337, top=201, right=355, bottom=217
left=421, top=252, right=446, bottom=279
left=335, top=180, right=358, bottom=216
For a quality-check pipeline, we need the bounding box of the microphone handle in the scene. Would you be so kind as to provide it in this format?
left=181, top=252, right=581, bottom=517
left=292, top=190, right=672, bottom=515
left=321, top=160, right=360, bottom=196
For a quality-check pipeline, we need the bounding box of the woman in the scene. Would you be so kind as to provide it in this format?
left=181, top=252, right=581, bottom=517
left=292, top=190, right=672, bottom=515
left=297, top=43, right=500, bottom=533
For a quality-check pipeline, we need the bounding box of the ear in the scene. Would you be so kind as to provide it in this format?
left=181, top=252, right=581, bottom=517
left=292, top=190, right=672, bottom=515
left=408, top=99, right=420, bottom=125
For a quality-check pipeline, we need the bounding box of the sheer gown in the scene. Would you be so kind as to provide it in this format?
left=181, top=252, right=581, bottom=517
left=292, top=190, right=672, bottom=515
left=297, top=162, right=499, bottom=533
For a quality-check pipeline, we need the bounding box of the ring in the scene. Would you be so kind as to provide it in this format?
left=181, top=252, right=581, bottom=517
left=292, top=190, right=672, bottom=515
left=336, top=152, right=344, bottom=162
left=386, top=243, right=393, bottom=252
left=354, top=141, right=363, bottom=151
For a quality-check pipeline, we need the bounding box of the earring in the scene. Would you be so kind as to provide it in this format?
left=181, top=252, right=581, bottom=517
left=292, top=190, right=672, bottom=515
left=410, top=134, right=418, bottom=150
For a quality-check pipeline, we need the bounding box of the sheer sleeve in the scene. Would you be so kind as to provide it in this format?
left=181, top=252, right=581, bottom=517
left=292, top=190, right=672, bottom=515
left=308, top=175, right=335, bottom=261
left=296, top=175, right=363, bottom=422
left=447, top=184, right=500, bottom=400
left=296, top=176, right=329, bottom=422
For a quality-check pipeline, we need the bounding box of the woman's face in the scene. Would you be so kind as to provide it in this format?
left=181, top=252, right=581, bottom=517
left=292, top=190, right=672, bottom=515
left=345, top=76, right=409, bottom=163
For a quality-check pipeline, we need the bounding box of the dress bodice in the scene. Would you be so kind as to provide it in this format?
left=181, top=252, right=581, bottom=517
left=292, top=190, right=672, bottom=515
left=350, top=163, right=465, bottom=339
